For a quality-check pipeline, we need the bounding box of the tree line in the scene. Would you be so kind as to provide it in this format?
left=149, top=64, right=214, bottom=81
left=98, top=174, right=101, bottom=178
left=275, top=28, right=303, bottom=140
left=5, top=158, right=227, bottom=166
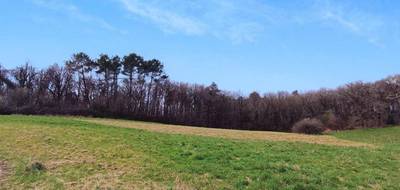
left=0, top=52, right=399, bottom=131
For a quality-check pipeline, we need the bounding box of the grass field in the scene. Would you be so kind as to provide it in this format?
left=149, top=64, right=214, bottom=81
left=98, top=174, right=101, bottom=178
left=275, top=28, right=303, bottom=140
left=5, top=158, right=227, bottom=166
left=0, top=115, right=399, bottom=189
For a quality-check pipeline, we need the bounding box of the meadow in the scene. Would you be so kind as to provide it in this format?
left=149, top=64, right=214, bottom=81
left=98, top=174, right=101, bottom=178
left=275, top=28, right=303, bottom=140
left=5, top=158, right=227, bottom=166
left=0, top=115, right=399, bottom=189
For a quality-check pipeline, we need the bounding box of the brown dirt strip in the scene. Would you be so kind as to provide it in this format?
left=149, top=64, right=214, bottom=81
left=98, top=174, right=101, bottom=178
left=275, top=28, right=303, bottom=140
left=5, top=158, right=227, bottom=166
left=79, top=118, right=374, bottom=148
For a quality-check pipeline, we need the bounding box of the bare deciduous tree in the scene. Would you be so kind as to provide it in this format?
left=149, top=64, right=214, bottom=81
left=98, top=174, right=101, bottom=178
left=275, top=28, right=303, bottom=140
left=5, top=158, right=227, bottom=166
left=0, top=52, right=398, bottom=132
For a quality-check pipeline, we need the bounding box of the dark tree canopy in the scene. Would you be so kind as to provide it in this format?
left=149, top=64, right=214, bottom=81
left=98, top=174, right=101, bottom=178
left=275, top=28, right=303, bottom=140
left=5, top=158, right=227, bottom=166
left=0, top=52, right=399, bottom=132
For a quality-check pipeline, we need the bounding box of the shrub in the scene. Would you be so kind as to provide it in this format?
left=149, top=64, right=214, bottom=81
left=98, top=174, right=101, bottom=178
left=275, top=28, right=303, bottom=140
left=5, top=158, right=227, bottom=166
left=292, top=118, right=325, bottom=135
left=319, top=111, right=342, bottom=130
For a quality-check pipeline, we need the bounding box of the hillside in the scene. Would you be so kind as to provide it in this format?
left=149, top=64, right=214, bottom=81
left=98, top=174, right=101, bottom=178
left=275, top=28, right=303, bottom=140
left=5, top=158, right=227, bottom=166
left=0, top=115, right=399, bottom=189
left=1, top=55, right=399, bottom=132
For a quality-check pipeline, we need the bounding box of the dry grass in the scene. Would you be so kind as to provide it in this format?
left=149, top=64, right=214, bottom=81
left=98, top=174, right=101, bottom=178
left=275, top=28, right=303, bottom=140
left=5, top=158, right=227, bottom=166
left=0, top=121, right=154, bottom=189
left=1, top=116, right=398, bottom=189
left=0, top=160, right=8, bottom=187
left=80, top=118, right=374, bottom=148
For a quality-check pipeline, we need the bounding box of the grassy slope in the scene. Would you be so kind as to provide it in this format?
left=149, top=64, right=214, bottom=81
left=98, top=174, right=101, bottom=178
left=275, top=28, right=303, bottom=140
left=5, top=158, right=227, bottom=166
left=81, top=118, right=372, bottom=147
left=0, top=115, right=399, bottom=190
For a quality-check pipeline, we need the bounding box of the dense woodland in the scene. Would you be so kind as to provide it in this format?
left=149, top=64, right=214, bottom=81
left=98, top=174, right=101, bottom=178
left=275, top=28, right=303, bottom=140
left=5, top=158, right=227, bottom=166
left=0, top=52, right=399, bottom=132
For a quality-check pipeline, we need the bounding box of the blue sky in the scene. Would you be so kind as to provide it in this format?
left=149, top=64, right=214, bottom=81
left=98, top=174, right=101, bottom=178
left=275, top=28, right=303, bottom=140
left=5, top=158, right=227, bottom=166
left=0, top=0, right=399, bottom=94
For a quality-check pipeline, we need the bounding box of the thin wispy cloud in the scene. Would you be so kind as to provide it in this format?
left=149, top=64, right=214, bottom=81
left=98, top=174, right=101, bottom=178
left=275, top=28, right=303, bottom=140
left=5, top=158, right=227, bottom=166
left=31, top=0, right=126, bottom=34
left=118, top=0, right=205, bottom=35
left=313, top=0, right=386, bottom=47
left=116, top=0, right=397, bottom=46
left=117, top=0, right=277, bottom=43
left=30, top=0, right=397, bottom=46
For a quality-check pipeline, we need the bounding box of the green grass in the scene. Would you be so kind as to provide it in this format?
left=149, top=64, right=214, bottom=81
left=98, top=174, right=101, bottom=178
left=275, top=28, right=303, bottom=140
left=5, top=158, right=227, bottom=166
left=0, top=115, right=399, bottom=189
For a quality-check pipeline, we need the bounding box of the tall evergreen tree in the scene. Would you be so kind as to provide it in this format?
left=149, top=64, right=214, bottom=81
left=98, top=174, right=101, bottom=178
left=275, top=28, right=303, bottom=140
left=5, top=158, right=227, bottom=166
left=122, top=53, right=144, bottom=112
left=66, top=52, right=95, bottom=106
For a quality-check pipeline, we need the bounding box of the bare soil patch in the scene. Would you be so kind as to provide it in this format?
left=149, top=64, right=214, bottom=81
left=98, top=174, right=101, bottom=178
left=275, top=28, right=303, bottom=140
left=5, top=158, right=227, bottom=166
left=80, top=118, right=374, bottom=148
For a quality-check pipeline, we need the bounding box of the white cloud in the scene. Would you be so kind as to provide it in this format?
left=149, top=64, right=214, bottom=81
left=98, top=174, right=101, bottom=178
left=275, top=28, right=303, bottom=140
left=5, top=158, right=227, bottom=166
left=118, top=0, right=205, bottom=35
left=31, top=0, right=396, bottom=46
left=31, top=0, right=126, bottom=34
left=313, top=0, right=386, bottom=47
left=117, top=0, right=276, bottom=43
left=117, top=0, right=396, bottom=46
